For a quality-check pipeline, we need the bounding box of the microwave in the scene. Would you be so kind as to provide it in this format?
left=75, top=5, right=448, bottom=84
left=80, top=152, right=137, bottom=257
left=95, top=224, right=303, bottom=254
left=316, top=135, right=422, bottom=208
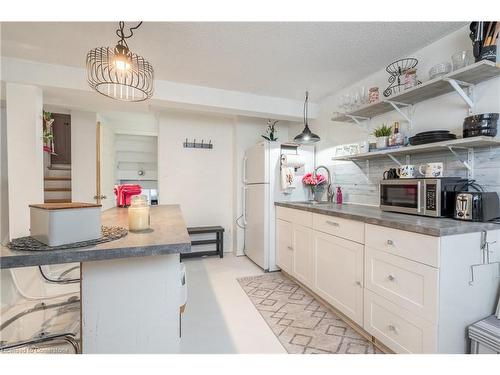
left=380, top=178, right=466, bottom=217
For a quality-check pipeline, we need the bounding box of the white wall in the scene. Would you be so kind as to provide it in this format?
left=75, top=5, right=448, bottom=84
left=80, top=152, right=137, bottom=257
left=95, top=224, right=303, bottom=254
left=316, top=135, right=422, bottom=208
left=115, top=134, right=158, bottom=182
left=6, top=83, right=44, bottom=238
left=71, top=110, right=97, bottom=203
left=158, top=110, right=235, bottom=252
left=310, top=25, right=500, bottom=204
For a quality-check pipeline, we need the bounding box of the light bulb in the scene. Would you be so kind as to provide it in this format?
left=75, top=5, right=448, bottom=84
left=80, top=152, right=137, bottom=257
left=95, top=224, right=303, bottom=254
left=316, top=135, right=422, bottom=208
left=114, top=56, right=130, bottom=72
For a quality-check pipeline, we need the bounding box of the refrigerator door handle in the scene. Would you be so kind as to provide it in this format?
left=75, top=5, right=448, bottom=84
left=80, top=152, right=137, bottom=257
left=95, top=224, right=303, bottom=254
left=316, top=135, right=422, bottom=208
left=243, top=156, right=248, bottom=184
left=242, top=186, right=248, bottom=225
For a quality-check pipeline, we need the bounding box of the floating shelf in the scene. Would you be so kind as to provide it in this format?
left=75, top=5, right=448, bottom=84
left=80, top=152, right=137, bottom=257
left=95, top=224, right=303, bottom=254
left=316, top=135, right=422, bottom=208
left=331, top=60, right=500, bottom=123
left=331, top=136, right=500, bottom=161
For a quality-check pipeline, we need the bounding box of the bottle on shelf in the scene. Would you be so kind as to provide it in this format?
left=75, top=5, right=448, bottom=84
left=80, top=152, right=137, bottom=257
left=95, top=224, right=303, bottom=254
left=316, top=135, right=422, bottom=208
left=393, top=121, right=404, bottom=146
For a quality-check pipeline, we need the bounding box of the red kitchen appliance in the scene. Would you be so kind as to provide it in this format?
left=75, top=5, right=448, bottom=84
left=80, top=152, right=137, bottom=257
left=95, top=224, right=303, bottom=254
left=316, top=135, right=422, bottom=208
left=114, top=184, right=142, bottom=207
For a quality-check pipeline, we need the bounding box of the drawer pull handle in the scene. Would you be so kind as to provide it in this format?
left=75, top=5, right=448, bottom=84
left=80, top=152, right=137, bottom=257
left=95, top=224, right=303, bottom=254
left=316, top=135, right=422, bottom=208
left=287, top=246, right=294, bottom=251
left=387, top=274, right=396, bottom=282
left=386, top=239, right=394, bottom=246
left=326, top=220, right=339, bottom=227
left=355, top=281, right=363, bottom=287
left=388, top=324, right=399, bottom=334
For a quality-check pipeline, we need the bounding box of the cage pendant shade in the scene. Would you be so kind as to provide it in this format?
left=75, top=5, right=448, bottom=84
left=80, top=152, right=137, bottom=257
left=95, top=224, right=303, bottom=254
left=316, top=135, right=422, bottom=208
left=86, top=46, right=154, bottom=102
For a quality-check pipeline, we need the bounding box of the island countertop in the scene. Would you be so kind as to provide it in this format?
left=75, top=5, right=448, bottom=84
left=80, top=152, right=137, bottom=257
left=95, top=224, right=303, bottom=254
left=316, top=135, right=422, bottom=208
left=275, top=201, right=500, bottom=237
left=0, top=205, right=191, bottom=269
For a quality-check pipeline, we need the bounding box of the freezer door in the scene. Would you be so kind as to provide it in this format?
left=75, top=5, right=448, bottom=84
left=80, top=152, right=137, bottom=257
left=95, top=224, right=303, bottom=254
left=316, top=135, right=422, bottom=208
left=244, top=142, right=269, bottom=184
left=244, top=183, right=269, bottom=270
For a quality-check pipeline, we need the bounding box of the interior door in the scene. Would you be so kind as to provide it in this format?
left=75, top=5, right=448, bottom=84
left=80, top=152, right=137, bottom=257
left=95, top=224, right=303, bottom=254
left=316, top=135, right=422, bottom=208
left=99, top=122, right=115, bottom=210
left=244, top=183, right=269, bottom=269
left=50, top=113, right=71, bottom=165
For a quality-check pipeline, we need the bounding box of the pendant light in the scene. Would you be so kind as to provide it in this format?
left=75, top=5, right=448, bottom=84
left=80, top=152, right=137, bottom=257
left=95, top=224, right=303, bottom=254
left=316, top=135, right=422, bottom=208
left=86, top=22, right=154, bottom=102
left=294, top=91, right=320, bottom=144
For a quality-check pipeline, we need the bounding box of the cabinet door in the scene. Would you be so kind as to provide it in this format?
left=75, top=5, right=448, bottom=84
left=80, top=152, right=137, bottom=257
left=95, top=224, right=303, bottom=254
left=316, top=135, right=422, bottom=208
left=276, top=219, right=293, bottom=275
left=313, top=230, right=364, bottom=325
left=292, top=224, right=313, bottom=288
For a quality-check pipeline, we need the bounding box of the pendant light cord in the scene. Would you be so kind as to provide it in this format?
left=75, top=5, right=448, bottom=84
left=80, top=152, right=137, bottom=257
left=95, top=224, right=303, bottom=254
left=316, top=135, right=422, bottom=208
left=116, top=21, right=143, bottom=49
left=303, top=91, right=309, bottom=126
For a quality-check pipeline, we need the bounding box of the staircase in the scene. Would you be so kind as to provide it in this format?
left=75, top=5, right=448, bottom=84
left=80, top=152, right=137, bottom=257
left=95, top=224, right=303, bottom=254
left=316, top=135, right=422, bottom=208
left=44, top=164, right=72, bottom=203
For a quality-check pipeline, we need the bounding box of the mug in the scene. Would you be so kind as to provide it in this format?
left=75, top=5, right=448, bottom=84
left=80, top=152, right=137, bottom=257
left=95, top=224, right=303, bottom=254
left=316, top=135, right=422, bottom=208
left=397, top=165, right=416, bottom=178
left=419, top=162, right=443, bottom=178
left=383, top=168, right=399, bottom=180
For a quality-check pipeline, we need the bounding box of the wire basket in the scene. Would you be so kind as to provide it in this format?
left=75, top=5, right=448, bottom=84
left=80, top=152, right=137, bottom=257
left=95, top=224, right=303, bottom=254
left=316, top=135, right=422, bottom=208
left=383, top=58, right=419, bottom=97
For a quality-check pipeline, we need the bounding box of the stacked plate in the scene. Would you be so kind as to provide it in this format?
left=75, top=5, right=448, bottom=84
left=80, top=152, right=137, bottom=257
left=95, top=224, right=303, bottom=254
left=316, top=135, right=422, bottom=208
left=409, top=130, right=457, bottom=146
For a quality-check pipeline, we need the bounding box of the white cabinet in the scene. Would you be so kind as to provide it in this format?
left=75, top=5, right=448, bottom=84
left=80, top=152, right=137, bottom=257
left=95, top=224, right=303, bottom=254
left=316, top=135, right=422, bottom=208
left=276, top=219, right=293, bottom=275
left=292, top=224, right=314, bottom=287
left=364, top=289, right=437, bottom=354
left=313, top=230, right=364, bottom=326
left=364, top=247, right=439, bottom=323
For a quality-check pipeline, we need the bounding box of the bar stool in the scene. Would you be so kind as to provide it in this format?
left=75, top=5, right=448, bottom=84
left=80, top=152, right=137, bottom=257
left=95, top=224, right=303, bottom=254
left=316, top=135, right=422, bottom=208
left=0, top=269, right=80, bottom=353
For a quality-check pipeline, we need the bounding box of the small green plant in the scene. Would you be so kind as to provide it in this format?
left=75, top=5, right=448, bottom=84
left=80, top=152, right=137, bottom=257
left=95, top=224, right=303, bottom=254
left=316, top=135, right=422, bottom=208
left=262, top=119, right=279, bottom=142
left=373, top=124, right=392, bottom=138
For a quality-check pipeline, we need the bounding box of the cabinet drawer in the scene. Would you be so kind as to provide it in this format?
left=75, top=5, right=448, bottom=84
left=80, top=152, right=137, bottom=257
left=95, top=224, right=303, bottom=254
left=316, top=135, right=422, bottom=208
left=365, top=247, right=438, bottom=323
left=276, top=207, right=312, bottom=227
left=365, top=224, right=439, bottom=267
left=313, top=213, right=364, bottom=244
left=364, top=289, right=437, bottom=354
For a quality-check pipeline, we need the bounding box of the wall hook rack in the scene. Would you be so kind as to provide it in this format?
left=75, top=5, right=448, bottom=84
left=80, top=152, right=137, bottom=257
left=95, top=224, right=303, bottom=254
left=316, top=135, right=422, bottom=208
left=183, top=138, right=213, bottom=149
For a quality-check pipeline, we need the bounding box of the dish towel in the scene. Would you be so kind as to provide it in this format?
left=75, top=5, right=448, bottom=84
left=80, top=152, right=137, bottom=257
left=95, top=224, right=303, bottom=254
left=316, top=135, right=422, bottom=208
left=281, top=167, right=295, bottom=191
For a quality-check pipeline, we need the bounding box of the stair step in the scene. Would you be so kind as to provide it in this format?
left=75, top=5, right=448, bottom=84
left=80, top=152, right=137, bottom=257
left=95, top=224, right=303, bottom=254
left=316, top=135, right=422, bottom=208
left=44, top=177, right=72, bottom=181
left=48, top=165, right=72, bottom=171
left=44, top=188, right=72, bottom=192
left=44, top=199, right=72, bottom=203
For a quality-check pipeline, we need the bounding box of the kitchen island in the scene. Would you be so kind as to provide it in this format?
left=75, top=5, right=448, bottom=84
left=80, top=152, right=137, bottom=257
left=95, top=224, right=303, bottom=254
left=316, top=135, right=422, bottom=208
left=0, top=205, right=191, bottom=353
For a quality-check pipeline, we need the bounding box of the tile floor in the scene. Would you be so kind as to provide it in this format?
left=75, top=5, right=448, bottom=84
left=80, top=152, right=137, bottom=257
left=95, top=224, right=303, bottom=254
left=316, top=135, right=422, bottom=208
left=180, top=254, right=286, bottom=354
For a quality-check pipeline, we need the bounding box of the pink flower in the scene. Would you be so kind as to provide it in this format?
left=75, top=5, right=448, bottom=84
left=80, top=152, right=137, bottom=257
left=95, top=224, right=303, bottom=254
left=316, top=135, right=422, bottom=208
left=302, top=172, right=326, bottom=186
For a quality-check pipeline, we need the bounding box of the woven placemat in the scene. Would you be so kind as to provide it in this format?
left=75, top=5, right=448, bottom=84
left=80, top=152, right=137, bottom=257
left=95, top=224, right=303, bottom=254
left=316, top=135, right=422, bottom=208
left=7, top=226, right=128, bottom=251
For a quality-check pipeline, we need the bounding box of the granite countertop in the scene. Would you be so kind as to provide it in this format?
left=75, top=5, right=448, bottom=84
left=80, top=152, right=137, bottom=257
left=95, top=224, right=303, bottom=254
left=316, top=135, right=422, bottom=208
left=0, top=205, right=191, bottom=269
left=275, top=201, right=500, bottom=237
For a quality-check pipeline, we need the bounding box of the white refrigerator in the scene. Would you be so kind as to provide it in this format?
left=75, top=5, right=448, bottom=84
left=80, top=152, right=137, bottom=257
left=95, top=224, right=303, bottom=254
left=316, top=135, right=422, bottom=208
left=243, top=141, right=314, bottom=271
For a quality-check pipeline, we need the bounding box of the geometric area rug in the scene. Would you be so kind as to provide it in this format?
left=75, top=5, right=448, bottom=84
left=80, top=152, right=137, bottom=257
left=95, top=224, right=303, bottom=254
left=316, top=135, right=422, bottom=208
left=237, top=272, right=382, bottom=354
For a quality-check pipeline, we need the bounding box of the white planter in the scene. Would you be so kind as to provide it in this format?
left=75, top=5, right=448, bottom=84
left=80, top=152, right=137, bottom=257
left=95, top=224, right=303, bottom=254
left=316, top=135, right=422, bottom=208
left=376, top=136, right=388, bottom=149
left=30, top=203, right=102, bottom=246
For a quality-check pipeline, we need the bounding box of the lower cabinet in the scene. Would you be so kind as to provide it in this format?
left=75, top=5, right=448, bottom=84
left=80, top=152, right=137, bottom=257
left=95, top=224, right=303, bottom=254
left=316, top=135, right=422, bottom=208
left=364, top=289, right=437, bottom=353
left=276, top=219, right=293, bottom=275
left=292, top=224, right=314, bottom=287
left=313, top=230, right=364, bottom=326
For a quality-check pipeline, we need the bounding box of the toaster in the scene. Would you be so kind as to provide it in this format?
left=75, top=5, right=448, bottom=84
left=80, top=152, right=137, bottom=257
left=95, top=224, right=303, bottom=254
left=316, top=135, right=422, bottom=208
left=454, top=191, right=500, bottom=222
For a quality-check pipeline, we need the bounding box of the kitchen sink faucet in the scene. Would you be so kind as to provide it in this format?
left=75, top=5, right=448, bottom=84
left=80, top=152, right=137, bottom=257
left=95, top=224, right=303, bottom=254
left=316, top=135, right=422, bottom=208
left=313, top=165, right=334, bottom=202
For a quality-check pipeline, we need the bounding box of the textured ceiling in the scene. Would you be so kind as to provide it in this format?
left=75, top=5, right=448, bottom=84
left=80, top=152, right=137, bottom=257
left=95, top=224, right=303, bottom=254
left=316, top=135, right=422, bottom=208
left=1, top=22, right=465, bottom=100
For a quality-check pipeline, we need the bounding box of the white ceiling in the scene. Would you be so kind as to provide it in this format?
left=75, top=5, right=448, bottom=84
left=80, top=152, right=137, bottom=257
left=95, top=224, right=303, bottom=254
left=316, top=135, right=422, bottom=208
left=1, top=22, right=465, bottom=100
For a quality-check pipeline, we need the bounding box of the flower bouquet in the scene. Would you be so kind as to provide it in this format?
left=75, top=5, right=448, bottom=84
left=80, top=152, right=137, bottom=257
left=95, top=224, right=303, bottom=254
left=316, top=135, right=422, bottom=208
left=302, top=172, right=326, bottom=201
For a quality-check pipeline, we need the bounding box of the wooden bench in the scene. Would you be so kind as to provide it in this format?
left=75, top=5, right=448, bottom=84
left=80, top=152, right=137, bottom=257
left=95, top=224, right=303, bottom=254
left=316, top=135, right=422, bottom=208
left=181, top=226, right=224, bottom=259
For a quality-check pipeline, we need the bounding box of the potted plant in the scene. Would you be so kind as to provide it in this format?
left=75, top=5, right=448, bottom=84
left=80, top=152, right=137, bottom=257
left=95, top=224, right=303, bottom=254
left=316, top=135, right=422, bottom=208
left=42, top=111, right=55, bottom=154
left=373, top=124, right=392, bottom=149
left=302, top=172, right=326, bottom=201
left=261, top=119, right=279, bottom=142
